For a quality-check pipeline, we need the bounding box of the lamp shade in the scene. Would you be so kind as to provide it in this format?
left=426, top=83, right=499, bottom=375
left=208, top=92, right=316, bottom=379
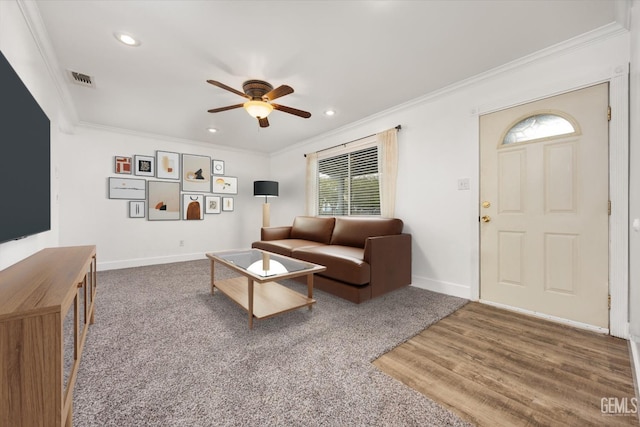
left=244, top=100, right=274, bottom=118
left=253, top=180, right=279, bottom=197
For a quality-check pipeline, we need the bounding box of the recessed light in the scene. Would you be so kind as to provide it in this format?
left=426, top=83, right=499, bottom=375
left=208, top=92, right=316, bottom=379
left=114, top=32, right=141, bottom=47
left=324, top=109, right=336, bottom=116
left=207, top=128, right=218, bottom=133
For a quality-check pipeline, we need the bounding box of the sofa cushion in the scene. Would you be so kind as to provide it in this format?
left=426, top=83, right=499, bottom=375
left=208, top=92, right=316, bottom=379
left=292, top=245, right=369, bottom=286
left=290, top=216, right=335, bottom=244
left=252, top=239, right=325, bottom=257
left=330, top=217, right=404, bottom=248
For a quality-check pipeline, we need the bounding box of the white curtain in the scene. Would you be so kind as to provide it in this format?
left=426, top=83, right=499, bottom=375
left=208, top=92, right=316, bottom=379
left=377, top=128, right=399, bottom=218
left=305, top=152, right=318, bottom=215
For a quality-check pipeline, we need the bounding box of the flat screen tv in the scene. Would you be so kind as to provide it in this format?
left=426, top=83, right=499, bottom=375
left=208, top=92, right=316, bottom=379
left=0, top=50, right=51, bottom=244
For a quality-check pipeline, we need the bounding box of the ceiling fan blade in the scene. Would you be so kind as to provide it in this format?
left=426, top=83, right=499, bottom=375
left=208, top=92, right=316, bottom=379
left=264, top=85, right=293, bottom=101
left=258, top=117, right=269, bottom=128
left=272, top=103, right=312, bottom=118
left=207, top=103, right=244, bottom=113
left=206, top=80, right=249, bottom=99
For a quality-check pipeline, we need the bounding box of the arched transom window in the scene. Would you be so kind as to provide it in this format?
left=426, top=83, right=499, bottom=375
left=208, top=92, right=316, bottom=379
left=503, top=113, right=576, bottom=145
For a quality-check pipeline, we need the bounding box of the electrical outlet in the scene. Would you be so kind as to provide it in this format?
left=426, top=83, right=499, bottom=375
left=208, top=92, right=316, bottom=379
left=179, top=240, right=184, bottom=247
left=457, top=177, right=470, bottom=191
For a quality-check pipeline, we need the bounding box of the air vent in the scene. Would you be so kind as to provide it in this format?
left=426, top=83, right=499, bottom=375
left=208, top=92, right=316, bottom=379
left=67, top=70, right=95, bottom=88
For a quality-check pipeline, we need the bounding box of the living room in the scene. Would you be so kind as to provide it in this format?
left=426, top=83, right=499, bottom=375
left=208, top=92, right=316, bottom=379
left=1, top=0, right=640, bottom=425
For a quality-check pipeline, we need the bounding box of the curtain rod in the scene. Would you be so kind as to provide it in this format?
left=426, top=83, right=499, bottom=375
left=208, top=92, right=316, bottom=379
left=304, top=125, right=401, bottom=157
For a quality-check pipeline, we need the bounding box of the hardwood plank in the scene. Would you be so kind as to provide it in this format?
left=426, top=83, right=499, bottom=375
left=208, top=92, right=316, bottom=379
left=436, top=311, right=634, bottom=392
left=375, top=346, right=563, bottom=426
left=466, top=303, right=630, bottom=358
left=373, top=302, right=638, bottom=426
left=406, top=328, right=619, bottom=423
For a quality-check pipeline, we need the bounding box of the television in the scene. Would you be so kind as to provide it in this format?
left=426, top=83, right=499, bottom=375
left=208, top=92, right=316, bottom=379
left=0, top=50, right=51, bottom=244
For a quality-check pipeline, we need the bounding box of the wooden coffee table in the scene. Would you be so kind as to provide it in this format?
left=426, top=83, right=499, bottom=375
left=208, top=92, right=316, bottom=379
left=206, top=249, right=326, bottom=329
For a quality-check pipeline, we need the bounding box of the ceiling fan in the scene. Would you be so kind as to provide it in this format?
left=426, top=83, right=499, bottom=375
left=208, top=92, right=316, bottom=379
left=206, top=79, right=311, bottom=128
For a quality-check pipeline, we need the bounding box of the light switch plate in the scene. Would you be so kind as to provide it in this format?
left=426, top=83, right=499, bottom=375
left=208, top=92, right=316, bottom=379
left=457, top=177, right=470, bottom=191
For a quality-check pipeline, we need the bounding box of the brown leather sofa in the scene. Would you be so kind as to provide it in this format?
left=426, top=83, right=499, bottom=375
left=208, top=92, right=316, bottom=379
left=251, top=216, right=412, bottom=303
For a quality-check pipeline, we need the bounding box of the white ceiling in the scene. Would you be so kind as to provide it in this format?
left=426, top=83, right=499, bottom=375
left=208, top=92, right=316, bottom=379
left=33, top=0, right=618, bottom=153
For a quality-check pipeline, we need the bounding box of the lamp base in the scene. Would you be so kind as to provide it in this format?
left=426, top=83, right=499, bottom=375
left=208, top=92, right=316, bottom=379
left=262, top=203, right=270, bottom=228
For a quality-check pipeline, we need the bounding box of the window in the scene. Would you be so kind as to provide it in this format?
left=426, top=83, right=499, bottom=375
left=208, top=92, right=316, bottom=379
left=318, top=146, right=380, bottom=216
left=503, top=113, right=576, bottom=145
left=306, top=127, right=398, bottom=217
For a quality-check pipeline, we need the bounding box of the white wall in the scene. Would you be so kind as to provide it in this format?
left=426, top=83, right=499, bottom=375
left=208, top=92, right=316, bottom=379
left=56, top=125, right=270, bottom=270
left=0, top=0, right=61, bottom=269
left=0, top=1, right=271, bottom=271
left=270, top=28, right=630, bottom=301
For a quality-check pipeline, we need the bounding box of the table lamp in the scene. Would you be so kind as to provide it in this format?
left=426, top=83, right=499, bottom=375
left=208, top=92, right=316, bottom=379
left=253, top=180, right=279, bottom=227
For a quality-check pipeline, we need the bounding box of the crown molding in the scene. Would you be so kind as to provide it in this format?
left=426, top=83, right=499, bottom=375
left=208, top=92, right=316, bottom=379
left=17, top=0, right=79, bottom=132
left=77, top=122, right=267, bottom=156
left=615, top=0, right=632, bottom=30
left=16, top=0, right=628, bottom=157
left=282, top=22, right=629, bottom=157
left=388, top=22, right=628, bottom=115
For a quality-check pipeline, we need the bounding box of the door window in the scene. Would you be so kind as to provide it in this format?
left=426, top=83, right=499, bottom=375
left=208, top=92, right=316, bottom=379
left=502, top=113, right=576, bottom=145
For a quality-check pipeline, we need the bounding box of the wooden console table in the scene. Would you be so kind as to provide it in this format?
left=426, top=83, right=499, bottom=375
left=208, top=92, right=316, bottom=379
left=0, top=245, right=97, bottom=427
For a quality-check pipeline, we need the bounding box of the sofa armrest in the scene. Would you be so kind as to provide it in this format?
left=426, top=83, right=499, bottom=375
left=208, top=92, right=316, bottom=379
left=364, top=234, right=412, bottom=298
left=261, top=226, right=292, bottom=241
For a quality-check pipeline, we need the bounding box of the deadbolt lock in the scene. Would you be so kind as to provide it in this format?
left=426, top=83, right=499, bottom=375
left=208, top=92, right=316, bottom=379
left=482, top=201, right=491, bottom=208
left=481, top=215, right=491, bottom=223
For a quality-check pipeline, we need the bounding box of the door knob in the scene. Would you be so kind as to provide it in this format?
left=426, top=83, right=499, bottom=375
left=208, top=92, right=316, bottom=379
left=481, top=215, right=491, bottom=223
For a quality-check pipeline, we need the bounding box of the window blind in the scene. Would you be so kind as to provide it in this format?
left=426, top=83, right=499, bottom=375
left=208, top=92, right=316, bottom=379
left=318, top=146, right=380, bottom=216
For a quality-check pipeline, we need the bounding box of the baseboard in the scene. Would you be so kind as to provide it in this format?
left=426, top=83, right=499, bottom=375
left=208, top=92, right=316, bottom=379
left=98, top=252, right=207, bottom=271
left=630, top=338, right=640, bottom=402
left=410, top=275, right=470, bottom=299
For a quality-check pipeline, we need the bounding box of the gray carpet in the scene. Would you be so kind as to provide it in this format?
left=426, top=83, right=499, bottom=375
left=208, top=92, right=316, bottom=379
left=73, top=259, right=471, bottom=426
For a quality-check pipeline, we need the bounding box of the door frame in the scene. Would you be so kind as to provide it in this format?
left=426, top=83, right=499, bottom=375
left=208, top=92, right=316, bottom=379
left=472, top=70, right=629, bottom=338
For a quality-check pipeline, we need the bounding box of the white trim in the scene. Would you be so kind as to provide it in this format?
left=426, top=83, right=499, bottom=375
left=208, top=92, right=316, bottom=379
left=17, top=0, right=78, bottom=132
left=480, top=299, right=610, bottom=335
left=98, top=252, right=207, bottom=271
left=609, top=70, right=630, bottom=338
left=277, top=22, right=627, bottom=157
left=411, top=275, right=470, bottom=299
left=77, top=122, right=265, bottom=155
left=630, top=339, right=640, bottom=400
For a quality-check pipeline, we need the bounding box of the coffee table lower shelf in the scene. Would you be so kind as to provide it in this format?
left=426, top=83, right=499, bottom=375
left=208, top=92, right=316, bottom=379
left=214, top=277, right=316, bottom=323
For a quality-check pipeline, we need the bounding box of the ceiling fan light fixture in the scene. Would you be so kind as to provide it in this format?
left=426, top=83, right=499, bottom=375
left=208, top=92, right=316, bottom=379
left=244, top=100, right=273, bottom=119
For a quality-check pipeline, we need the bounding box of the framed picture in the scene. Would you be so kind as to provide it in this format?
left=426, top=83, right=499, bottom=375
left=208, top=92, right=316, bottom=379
left=134, top=155, right=155, bottom=177
left=147, top=181, right=180, bottom=221
left=182, top=154, right=211, bottom=192
left=183, top=194, right=204, bottom=220
left=129, top=201, right=145, bottom=218
left=114, top=156, right=132, bottom=174
left=156, top=150, right=180, bottom=180
left=108, top=177, right=146, bottom=200
left=212, top=159, right=225, bottom=175
left=212, top=176, right=238, bottom=194
left=205, top=196, right=221, bottom=214
left=222, top=197, right=234, bottom=212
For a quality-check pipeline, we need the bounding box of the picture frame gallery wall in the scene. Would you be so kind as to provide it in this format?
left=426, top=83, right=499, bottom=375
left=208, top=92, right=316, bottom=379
left=108, top=151, right=236, bottom=220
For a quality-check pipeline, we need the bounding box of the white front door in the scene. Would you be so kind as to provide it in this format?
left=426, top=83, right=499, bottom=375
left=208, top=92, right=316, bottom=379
left=479, top=83, right=609, bottom=329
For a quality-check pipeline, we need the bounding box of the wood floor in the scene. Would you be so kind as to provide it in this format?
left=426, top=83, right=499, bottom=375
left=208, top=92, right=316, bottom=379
left=373, top=302, right=638, bottom=426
